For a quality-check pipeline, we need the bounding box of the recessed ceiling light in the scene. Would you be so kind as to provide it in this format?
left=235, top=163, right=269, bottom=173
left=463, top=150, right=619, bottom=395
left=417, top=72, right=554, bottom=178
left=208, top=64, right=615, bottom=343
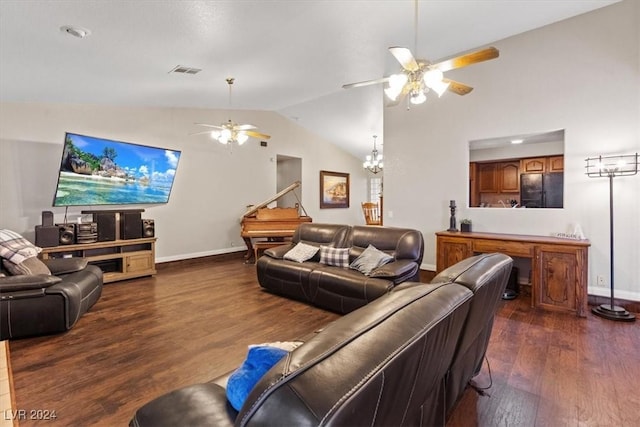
left=60, top=25, right=91, bottom=39
left=511, top=139, right=524, bottom=144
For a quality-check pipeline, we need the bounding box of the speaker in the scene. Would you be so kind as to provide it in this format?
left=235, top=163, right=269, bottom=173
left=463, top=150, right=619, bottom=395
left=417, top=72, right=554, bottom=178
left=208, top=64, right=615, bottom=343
left=35, top=225, right=60, bottom=248
left=41, top=211, right=54, bottom=226
left=93, top=213, right=117, bottom=242
left=502, top=267, right=520, bottom=300
left=58, top=223, right=76, bottom=245
left=142, top=219, right=155, bottom=238
left=120, top=212, right=142, bottom=240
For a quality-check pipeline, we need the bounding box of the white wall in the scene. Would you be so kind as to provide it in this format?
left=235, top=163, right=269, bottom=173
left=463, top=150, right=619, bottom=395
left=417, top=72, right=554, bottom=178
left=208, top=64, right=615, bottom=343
left=0, top=104, right=368, bottom=261
left=384, top=1, right=640, bottom=300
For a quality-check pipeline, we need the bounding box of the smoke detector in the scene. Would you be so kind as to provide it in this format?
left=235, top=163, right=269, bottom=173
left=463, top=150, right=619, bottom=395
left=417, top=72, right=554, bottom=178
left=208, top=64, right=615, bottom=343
left=60, top=25, right=91, bottom=39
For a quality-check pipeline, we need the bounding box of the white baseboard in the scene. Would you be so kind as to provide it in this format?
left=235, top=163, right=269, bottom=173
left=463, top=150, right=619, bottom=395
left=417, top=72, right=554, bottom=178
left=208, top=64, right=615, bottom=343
left=420, top=263, right=436, bottom=272
left=156, top=247, right=244, bottom=264
left=588, top=287, right=640, bottom=302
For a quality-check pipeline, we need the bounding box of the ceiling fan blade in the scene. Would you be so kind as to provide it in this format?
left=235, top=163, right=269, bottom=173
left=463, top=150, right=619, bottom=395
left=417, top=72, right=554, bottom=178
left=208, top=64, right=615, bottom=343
left=432, top=47, right=499, bottom=73
left=443, top=79, right=474, bottom=95
left=244, top=130, right=271, bottom=140
left=342, top=76, right=390, bottom=89
left=389, top=47, right=420, bottom=72
left=189, top=130, right=216, bottom=136
left=235, top=124, right=257, bottom=131
left=194, top=123, right=225, bottom=130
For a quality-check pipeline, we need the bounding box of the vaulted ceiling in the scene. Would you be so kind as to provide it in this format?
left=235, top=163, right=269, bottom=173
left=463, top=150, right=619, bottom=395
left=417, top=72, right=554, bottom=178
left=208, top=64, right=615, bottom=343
left=0, top=1, right=620, bottom=160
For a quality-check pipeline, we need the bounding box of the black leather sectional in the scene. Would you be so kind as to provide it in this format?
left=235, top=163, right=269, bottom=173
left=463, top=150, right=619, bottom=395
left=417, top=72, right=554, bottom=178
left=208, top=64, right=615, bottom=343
left=130, top=253, right=513, bottom=427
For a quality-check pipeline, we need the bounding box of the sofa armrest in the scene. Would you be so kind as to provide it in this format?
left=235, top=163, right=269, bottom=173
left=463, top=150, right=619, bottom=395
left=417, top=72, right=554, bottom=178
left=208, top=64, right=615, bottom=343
left=263, top=243, right=295, bottom=259
left=0, top=274, right=62, bottom=292
left=130, top=383, right=236, bottom=427
left=43, top=258, right=89, bottom=275
left=370, top=260, right=419, bottom=283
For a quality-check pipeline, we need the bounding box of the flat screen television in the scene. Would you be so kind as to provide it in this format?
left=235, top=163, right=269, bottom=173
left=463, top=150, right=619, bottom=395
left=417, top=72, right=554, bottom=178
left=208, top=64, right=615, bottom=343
left=53, top=132, right=181, bottom=207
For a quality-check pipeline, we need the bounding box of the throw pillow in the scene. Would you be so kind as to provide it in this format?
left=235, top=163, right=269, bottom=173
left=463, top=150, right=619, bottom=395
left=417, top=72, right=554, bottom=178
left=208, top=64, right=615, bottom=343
left=2, top=257, right=51, bottom=276
left=349, top=244, right=394, bottom=276
left=283, top=242, right=319, bottom=263
left=319, top=246, right=350, bottom=268
left=0, top=229, right=42, bottom=265
left=226, top=345, right=289, bottom=411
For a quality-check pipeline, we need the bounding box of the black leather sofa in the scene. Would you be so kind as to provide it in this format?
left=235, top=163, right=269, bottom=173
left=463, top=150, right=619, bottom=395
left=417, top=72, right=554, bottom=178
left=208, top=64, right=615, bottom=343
left=0, top=258, right=103, bottom=339
left=256, top=223, right=424, bottom=313
left=130, top=253, right=512, bottom=427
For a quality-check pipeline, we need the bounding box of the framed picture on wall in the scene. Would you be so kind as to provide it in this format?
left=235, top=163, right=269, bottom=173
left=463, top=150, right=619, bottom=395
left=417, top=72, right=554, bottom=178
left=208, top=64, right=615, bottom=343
left=320, top=170, right=350, bottom=209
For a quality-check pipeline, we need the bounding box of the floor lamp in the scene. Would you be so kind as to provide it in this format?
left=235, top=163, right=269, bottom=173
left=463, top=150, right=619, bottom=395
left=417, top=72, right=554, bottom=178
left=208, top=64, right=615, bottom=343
left=585, top=152, right=638, bottom=322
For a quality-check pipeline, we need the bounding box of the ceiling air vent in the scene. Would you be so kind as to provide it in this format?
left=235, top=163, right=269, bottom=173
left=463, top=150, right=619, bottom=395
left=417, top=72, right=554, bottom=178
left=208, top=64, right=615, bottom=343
left=168, top=65, right=202, bottom=75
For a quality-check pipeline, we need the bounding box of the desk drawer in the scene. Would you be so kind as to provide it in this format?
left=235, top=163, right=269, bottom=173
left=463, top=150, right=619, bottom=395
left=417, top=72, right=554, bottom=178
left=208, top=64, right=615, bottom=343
left=473, top=239, right=533, bottom=258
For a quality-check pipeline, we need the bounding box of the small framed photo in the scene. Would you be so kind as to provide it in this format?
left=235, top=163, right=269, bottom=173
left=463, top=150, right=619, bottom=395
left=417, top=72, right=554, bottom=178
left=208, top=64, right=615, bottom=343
left=320, top=170, right=350, bottom=209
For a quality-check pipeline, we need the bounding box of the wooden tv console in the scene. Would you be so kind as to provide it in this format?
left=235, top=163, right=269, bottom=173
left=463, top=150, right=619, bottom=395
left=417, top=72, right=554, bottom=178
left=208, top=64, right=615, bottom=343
left=436, top=231, right=590, bottom=317
left=40, top=237, right=156, bottom=283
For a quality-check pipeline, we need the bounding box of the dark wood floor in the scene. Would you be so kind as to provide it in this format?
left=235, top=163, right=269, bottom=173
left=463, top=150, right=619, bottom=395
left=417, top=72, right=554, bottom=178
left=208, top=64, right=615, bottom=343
left=7, top=256, right=640, bottom=426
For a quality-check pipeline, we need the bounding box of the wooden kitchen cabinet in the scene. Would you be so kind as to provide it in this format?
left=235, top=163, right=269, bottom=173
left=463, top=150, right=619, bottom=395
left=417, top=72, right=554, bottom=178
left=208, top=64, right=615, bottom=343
left=477, top=163, right=498, bottom=192
left=436, top=231, right=590, bottom=317
left=520, top=155, right=564, bottom=173
left=548, top=155, right=564, bottom=172
left=521, top=157, right=547, bottom=173
left=498, top=161, right=520, bottom=192
left=477, top=161, right=519, bottom=193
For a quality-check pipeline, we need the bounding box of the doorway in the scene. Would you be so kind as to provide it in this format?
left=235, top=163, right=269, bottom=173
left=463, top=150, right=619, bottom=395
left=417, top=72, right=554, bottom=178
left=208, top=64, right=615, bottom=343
left=276, top=155, right=302, bottom=208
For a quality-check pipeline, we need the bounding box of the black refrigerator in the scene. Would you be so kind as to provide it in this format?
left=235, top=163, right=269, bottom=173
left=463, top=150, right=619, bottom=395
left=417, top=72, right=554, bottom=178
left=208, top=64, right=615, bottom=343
left=520, top=172, right=563, bottom=208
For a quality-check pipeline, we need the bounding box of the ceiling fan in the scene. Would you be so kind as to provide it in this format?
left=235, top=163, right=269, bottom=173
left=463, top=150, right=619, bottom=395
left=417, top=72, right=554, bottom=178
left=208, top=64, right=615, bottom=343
left=191, top=77, right=271, bottom=145
left=342, top=1, right=499, bottom=107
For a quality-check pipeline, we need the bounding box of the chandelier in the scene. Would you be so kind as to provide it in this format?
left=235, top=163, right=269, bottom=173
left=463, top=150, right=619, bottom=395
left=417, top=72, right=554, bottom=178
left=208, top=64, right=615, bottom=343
left=363, top=135, right=383, bottom=174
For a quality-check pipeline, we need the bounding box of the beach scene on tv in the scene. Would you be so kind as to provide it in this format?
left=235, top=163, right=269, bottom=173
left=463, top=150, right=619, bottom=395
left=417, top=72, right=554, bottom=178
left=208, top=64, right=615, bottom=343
left=53, top=133, right=181, bottom=206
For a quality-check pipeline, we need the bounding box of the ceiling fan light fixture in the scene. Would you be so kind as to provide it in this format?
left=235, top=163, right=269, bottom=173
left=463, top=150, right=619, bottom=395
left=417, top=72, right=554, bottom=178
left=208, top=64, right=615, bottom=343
left=410, top=90, right=426, bottom=105
left=423, top=69, right=450, bottom=97
left=385, top=73, right=408, bottom=101
left=389, top=73, right=408, bottom=90
left=236, top=132, right=249, bottom=145
left=423, top=69, right=442, bottom=87
left=384, top=87, right=401, bottom=101
left=432, top=80, right=451, bottom=97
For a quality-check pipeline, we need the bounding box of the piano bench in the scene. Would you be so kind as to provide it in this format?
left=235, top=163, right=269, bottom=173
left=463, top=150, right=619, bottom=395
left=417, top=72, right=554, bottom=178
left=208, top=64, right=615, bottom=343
left=253, top=241, right=290, bottom=263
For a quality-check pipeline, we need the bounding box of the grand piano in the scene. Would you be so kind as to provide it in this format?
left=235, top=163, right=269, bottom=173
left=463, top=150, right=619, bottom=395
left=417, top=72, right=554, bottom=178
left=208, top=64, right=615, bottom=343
left=240, top=181, right=312, bottom=262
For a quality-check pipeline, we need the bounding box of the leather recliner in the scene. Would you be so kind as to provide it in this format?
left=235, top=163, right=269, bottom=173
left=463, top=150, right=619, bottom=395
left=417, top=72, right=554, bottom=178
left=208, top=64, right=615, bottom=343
left=0, top=257, right=103, bottom=339
left=430, top=253, right=513, bottom=416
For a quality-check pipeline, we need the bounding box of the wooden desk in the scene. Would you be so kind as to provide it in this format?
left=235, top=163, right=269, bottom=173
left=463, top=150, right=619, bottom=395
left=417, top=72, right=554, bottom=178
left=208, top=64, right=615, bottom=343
left=436, top=231, right=590, bottom=317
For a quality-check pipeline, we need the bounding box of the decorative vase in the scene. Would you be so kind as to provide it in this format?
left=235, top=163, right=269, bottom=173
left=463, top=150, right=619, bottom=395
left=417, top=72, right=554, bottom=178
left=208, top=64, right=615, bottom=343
left=461, top=223, right=472, bottom=232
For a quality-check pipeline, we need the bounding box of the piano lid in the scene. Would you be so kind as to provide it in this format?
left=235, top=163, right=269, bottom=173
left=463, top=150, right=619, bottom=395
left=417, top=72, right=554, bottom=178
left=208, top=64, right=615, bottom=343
left=243, top=181, right=306, bottom=219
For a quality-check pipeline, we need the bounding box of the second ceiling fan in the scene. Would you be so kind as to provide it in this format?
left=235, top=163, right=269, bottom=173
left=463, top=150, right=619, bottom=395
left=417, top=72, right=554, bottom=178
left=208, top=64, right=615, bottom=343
left=191, top=77, right=271, bottom=145
left=343, top=1, right=499, bottom=107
